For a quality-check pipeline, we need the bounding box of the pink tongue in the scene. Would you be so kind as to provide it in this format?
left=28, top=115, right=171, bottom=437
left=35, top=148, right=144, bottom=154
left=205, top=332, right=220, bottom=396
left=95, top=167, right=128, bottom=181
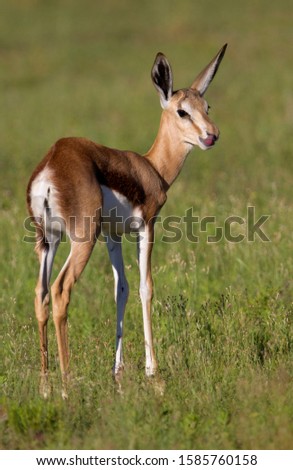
left=204, top=136, right=215, bottom=146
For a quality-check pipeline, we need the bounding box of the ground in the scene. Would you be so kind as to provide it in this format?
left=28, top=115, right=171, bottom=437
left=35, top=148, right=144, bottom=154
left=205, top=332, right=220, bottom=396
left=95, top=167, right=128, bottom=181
left=0, top=0, right=292, bottom=449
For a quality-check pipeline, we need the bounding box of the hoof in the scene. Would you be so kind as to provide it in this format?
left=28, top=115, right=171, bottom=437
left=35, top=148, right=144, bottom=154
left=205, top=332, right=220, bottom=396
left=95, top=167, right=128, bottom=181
left=39, top=374, right=51, bottom=399
left=152, top=376, right=166, bottom=396
left=61, top=372, right=70, bottom=399
left=113, top=363, right=124, bottom=383
left=112, top=364, right=124, bottom=395
left=145, top=366, right=157, bottom=377
left=146, top=371, right=165, bottom=396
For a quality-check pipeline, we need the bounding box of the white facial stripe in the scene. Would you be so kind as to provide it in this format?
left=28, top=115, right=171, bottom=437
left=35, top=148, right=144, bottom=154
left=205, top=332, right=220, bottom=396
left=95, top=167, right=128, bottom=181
left=180, top=101, right=193, bottom=116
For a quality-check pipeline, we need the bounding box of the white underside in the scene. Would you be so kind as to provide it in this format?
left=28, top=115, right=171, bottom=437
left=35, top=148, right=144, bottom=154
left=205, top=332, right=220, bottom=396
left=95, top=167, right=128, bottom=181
left=101, top=185, right=144, bottom=235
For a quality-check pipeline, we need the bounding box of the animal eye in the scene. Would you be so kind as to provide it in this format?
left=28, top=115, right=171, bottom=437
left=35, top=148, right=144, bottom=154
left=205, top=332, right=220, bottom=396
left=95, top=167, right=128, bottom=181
left=177, top=109, right=189, bottom=118
left=207, top=105, right=211, bottom=114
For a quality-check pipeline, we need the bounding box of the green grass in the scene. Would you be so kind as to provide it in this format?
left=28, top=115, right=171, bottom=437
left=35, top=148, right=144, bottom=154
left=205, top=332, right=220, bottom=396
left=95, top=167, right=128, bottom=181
left=1, top=0, right=293, bottom=450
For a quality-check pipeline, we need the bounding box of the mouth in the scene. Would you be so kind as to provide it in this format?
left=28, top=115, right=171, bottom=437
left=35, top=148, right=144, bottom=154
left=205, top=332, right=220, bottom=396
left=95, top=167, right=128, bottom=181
left=199, top=134, right=218, bottom=148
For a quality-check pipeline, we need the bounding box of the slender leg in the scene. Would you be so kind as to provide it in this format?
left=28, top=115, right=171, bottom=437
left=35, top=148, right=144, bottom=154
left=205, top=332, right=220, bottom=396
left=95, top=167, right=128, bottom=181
left=51, top=239, right=96, bottom=398
left=137, top=224, right=157, bottom=376
left=106, top=234, right=129, bottom=378
left=34, top=238, right=60, bottom=397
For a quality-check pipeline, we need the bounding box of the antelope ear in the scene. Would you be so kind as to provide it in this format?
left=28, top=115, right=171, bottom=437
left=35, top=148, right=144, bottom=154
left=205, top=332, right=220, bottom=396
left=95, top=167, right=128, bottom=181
left=191, top=44, right=227, bottom=96
left=151, top=53, right=173, bottom=109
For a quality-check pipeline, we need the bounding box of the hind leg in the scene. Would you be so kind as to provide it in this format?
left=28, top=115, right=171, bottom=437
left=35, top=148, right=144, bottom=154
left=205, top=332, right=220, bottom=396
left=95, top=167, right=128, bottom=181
left=51, top=237, right=97, bottom=398
left=35, top=236, right=60, bottom=397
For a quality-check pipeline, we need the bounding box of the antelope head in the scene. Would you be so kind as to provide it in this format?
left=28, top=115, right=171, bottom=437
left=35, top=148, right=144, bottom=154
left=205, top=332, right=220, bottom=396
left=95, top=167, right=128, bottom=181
left=151, top=44, right=227, bottom=151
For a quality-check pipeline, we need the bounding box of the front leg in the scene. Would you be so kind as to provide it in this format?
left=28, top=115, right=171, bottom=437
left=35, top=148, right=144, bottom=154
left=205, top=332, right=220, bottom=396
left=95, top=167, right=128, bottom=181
left=137, top=224, right=157, bottom=376
left=106, top=234, right=129, bottom=378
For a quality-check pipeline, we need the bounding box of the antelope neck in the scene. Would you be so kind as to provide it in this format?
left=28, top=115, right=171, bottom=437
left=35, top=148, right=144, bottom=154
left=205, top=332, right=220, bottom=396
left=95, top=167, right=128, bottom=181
left=144, top=112, right=191, bottom=187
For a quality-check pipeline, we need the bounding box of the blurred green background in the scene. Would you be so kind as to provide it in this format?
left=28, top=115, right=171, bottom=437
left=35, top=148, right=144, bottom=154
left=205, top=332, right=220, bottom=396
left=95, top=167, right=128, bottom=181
left=0, top=0, right=292, bottom=450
